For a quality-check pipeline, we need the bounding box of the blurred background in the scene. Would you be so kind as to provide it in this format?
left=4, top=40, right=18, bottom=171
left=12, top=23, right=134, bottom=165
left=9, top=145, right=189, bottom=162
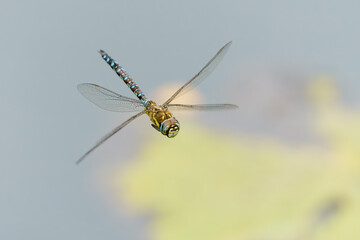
left=1, top=0, right=360, bottom=239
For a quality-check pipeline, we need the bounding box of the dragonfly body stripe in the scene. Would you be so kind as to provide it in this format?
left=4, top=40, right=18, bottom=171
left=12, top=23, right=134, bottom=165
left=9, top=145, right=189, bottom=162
left=99, top=50, right=148, bottom=105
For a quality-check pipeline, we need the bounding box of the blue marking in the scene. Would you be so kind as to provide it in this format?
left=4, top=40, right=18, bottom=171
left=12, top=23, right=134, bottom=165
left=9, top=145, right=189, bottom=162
left=131, top=84, right=136, bottom=89
left=160, top=121, right=165, bottom=132
left=159, top=117, right=177, bottom=133
left=103, top=55, right=107, bottom=59
left=144, top=99, right=149, bottom=105
left=110, top=62, right=115, bottom=67
left=106, top=57, right=110, bottom=62
left=116, top=68, right=120, bottom=73
left=137, top=93, right=142, bottom=97
left=124, top=76, right=128, bottom=81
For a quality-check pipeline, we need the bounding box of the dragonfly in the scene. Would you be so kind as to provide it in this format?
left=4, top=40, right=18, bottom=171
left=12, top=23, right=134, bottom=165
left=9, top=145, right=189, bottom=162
left=77, top=41, right=238, bottom=164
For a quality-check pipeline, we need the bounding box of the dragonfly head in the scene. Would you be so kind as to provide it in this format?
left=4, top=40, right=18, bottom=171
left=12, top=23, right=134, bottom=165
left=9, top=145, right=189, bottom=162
left=160, top=117, right=180, bottom=138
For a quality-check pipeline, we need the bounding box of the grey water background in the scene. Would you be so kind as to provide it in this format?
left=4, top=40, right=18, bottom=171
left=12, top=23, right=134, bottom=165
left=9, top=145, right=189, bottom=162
left=1, top=0, right=359, bottom=239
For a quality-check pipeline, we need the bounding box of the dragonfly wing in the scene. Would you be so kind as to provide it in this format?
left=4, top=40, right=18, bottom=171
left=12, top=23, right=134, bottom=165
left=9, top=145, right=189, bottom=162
left=77, top=83, right=144, bottom=112
left=168, top=103, right=238, bottom=111
left=163, top=41, right=232, bottom=106
left=76, top=110, right=146, bottom=164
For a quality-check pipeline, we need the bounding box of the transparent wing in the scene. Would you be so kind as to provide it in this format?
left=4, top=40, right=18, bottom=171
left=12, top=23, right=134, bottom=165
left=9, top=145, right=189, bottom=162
left=168, top=103, right=238, bottom=111
left=77, top=83, right=144, bottom=112
left=76, top=110, right=146, bottom=164
left=163, top=41, right=232, bottom=106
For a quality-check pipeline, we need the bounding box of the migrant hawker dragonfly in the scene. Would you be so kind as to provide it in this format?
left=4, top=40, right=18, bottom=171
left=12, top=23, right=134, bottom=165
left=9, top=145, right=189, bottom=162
left=77, top=42, right=238, bottom=164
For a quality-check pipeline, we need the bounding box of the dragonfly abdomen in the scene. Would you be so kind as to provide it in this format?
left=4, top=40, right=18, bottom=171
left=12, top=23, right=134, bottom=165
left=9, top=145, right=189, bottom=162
left=98, top=50, right=148, bottom=105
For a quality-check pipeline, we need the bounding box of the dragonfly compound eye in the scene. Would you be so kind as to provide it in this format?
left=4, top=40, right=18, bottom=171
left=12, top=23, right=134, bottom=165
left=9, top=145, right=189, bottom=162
left=160, top=117, right=180, bottom=138
left=167, top=124, right=179, bottom=138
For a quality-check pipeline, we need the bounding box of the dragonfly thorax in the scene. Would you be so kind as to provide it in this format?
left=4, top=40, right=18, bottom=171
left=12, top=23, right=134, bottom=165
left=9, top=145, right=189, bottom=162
left=145, top=100, right=180, bottom=138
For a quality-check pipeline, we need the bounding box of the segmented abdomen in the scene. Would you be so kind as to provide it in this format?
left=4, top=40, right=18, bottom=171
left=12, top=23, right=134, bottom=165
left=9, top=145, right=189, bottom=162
left=98, top=50, right=148, bottom=105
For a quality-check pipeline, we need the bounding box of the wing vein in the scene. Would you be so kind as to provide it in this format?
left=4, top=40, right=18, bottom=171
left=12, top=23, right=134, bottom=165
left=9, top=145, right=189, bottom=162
left=168, top=103, right=238, bottom=111
left=77, top=83, right=144, bottom=112
left=163, top=41, right=232, bottom=106
left=76, top=110, right=146, bottom=164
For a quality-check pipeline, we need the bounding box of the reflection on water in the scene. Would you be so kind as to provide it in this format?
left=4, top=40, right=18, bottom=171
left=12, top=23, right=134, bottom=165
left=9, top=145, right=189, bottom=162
left=108, top=72, right=360, bottom=240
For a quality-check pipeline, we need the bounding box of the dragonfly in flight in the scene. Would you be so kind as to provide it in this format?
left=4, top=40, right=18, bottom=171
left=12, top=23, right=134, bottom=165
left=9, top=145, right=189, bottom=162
left=77, top=41, right=238, bottom=164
